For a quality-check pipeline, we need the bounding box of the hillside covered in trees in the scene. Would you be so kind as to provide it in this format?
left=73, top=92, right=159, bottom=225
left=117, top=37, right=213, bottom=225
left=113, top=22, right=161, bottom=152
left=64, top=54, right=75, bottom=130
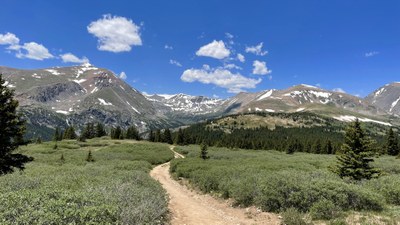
left=151, top=112, right=397, bottom=155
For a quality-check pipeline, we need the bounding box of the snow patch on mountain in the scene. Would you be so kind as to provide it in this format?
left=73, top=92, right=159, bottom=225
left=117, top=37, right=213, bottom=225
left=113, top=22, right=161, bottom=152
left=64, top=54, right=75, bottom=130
left=257, top=89, right=274, bottom=101
left=56, top=110, right=69, bottom=115
left=73, top=79, right=86, bottom=84
left=300, top=84, right=319, bottom=89
left=98, top=98, right=112, bottom=106
left=375, top=88, right=385, bottom=97
left=125, top=101, right=140, bottom=114
left=80, top=63, right=98, bottom=72
left=309, top=90, right=332, bottom=98
left=32, top=73, right=41, bottom=79
left=45, top=69, right=61, bottom=76
left=146, top=93, right=224, bottom=114
left=158, top=94, right=176, bottom=100
left=2, top=80, right=15, bottom=88
left=333, top=115, right=391, bottom=126
left=91, top=87, right=98, bottom=94
left=390, top=96, right=400, bottom=112
left=131, top=106, right=140, bottom=114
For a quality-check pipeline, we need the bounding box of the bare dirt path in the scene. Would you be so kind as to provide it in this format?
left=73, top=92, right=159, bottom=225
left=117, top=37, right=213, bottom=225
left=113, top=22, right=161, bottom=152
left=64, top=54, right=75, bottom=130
left=150, top=146, right=281, bottom=225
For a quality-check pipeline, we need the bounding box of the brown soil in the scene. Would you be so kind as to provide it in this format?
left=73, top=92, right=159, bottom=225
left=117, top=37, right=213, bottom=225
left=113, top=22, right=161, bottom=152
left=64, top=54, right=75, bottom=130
left=150, top=146, right=281, bottom=225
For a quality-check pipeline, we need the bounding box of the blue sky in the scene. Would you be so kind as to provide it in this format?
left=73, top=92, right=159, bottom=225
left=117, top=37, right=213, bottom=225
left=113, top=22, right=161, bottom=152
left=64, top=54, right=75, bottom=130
left=0, top=0, right=399, bottom=98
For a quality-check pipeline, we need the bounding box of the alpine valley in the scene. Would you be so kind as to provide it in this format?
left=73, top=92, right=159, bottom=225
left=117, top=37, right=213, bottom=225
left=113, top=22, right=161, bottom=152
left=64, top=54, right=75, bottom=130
left=1, top=63, right=400, bottom=140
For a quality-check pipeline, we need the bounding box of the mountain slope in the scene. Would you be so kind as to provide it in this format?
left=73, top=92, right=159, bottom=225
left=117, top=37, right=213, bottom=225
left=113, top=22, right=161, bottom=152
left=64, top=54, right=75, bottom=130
left=0, top=64, right=177, bottom=139
left=144, top=93, right=226, bottom=124
left=1, top=64, right=399, bottom=139
left=365, top=82, right=400, bottom=116
left=223, top=84, right=385, bottom=118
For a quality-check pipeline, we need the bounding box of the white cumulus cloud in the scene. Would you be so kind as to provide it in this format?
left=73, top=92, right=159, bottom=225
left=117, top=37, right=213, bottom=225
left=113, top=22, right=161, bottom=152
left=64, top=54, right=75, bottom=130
left=196, top=40, right=230, bottom=59
left=252, top=60, right=271, bottom=75
left=365, top=51, right=379, bottom=57
left=181, top=65, right=261, bottom=93
left=224, top=63, right=242, bottom=70
left=87, top=14, right=142, bottom=53
left=246, top=42, right=268, bottom=56
left=169, top=59, right=182, bottom=67
left=0, top=32, right=59, bottom=61
left=237, top=53, right=245, bottom=63
left=0, top=32, right=20, bottom=45
left=119, top=71, right=127, bottom=80
left=15, top=42, right=54, bottom=60
left=60, top=53, right=89, bottom=64
left=225, top=32, right=234, bottom=39
left=164, top=44, right=173, bottom=50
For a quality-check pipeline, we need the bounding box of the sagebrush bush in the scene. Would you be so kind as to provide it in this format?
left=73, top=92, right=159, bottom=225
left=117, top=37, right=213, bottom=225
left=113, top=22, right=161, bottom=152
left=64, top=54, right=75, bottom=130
left=366, top=174, right=400, bottom=205
left=0, top=139, right=173, bottom=224
left=281, top=207, right=310, bottom=225
left=171, top=145, right=387, bottom=218
left=310, top=199, right=341, bottom=220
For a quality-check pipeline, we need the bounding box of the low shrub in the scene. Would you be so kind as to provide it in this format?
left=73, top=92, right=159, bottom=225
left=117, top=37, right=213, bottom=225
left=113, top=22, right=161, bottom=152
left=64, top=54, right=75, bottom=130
left=310, top=199, right=341, bottom=220
left=366, top=174, right=400, bottom=205
left=171, top=147, right=386, bottom=219
left=281, top=207, right=311, bottom=225
left=0, top=140, right=172, bottom=224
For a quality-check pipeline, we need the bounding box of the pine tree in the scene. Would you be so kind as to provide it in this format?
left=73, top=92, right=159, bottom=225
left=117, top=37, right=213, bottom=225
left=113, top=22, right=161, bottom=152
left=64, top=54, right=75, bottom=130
left=313, top=139, right=322, bottom=154
left=63, top=127, right=70, bottom=140
left=287, top=139, right=302, bottom=154
left=163, top=128, right=173, bottom=144
left=53, top=127, right=61, bottom=142
left=63, top=126, right=77, bottom=139
left=119, top=131, right=125, bottom=140
left=386, top=128, right=399, bottom=156
left=78, top=134, right=86, bottom=142
left=35, top=136, right=42, bottom=144
left=58, top=130, right=64, bottom=141
left=70, top=126, right=77, bottom=139
left=86, top=150, right=95, bottom=162
left=334, top=119, right=380, bottom=180
left=200, top=143, right=209, bottom=160
left=82, top=123, right=95, bottom=139
left=110, top=127, right=115, bottom=139
left=95, top=122, right=107, bottom=137
left=0, top=74, right=33, bottom=175
left=324, top=140, right=334, bottom=154
left=126, top=126, right=140, bottom=140
left=60, top=153, right=65, bottom=163
left=286, top=141, right=296, bottom=154
left=111, top=126, right=123, bottom=139
left=148, top=130, right=155, bottom=142
left=154, top=129, right=161, bottom=142
left=174, top=128, right=185, bottom=145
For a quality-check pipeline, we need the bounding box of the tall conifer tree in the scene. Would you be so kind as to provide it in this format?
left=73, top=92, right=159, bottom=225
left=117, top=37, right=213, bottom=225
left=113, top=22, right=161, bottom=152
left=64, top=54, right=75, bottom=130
left=0, top=74, right=33, bottom=175
left=334, top=119, right=380, bottom=180
left=386, top=128, right=399, bottom=156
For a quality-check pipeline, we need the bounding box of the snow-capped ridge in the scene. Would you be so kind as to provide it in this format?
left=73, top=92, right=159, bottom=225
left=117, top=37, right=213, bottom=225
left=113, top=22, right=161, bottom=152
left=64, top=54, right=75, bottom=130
left=257, top=89, right=274, bottom=101
left=300, top=84, right=319, bottom=89
left=333, top=115, right=391, bottom=126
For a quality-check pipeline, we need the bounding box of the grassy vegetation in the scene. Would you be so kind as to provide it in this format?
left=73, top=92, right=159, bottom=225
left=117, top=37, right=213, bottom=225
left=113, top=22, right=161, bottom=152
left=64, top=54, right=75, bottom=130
left=171, top=145, right=400, bottom=223
left=0, top=138, right=174, bottom=224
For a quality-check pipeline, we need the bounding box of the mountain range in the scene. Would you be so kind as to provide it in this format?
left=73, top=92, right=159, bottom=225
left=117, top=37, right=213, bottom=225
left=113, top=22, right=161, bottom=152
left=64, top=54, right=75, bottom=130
left=1, top=64, right=399, bottom=139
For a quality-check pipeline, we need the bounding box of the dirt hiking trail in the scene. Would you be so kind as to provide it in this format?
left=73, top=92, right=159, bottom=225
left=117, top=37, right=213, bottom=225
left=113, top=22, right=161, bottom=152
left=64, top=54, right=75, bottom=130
left=150, top=146, right=281, bottom=225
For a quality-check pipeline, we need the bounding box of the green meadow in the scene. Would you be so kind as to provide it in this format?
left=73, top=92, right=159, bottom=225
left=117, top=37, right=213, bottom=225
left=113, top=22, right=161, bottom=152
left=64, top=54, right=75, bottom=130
left=171, top=145, right=400, bottom=224
left=0, top=138, right=173, bottom=225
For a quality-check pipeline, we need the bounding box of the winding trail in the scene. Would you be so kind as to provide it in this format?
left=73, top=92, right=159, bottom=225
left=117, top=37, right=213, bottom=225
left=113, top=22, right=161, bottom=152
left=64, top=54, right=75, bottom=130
left=150, top=146, right=281, bottom=225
